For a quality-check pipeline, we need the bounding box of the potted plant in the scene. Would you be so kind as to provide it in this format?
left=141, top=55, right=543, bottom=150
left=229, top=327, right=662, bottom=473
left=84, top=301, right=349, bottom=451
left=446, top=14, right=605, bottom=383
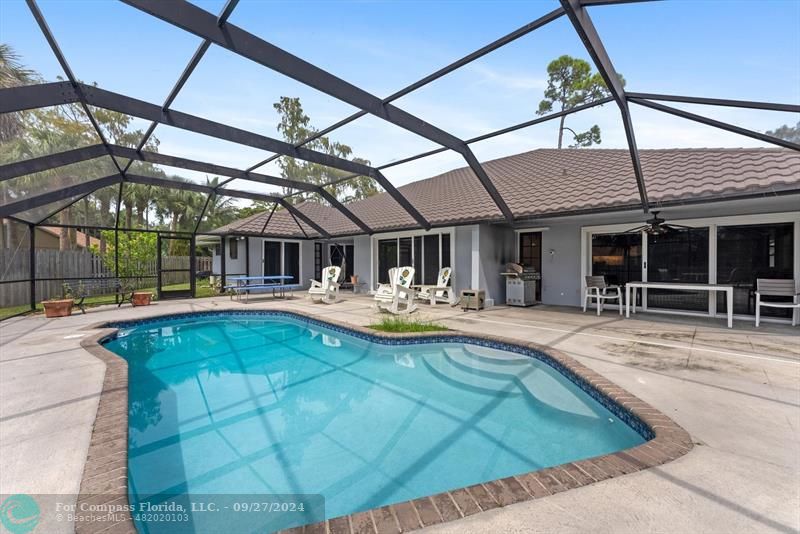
left=42, top=283, right=75, bottom=318
left=131, top=291, right=153, bottom=306
left=350, top=274, right=359, bottom=285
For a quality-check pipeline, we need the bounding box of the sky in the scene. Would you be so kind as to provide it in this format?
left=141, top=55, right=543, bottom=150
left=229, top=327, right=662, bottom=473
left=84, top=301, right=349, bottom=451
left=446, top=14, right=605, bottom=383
left=1, top=0, right=799, bottom=195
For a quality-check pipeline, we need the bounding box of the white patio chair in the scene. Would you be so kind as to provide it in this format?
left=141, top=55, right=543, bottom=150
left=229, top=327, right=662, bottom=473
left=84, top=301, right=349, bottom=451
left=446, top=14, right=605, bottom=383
left=308, top=265, right=341, bottom=304
left=583, top=275, right=622, bottom=316
left=755, top=279, right=799, bottom=327
left=374, top=266, right=417, bottom=314
left=417, top=267, right=455, bottom=305
left=374, top=267, right=398, bottom=299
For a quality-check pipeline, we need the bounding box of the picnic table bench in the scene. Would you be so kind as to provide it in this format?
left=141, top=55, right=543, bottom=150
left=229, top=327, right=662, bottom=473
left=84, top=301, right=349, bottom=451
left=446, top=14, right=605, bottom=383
left=224, top=275, right=299, bottom=302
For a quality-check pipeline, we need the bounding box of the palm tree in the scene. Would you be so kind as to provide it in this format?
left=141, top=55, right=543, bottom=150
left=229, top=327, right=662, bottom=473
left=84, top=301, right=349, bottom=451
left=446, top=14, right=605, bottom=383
left=0, top=44, right=38, bottom=142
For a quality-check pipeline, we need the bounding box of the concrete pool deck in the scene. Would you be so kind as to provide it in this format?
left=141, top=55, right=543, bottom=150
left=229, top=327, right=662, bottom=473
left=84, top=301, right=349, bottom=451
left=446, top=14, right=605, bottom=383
left=1, top=295, right=797, bottom=533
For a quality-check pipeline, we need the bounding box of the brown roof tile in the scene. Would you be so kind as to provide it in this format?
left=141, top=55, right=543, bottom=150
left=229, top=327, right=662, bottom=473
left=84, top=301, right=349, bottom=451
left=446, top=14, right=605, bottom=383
left=213, top=148, right=800, bottom=237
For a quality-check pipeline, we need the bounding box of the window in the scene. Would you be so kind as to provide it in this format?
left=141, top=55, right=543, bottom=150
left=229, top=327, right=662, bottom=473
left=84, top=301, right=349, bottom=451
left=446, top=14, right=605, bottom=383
left=717, top=223, right=794, bottom=317
left=214, top=244, right=220, bottom=256
left=647, top=228, right=709, bottom=311
left=377, top=232, right=452, bottom=286
left=399, top=237, right=412, bottom=267
left=314, top=242, right=322, bottom=282
left=228, top=237, right=238, bottom=260
left=441, top=234, right=451, bottom=269
left=423, top=234, right=439, bottom=284
left=413, top=236, right=423, bottom=282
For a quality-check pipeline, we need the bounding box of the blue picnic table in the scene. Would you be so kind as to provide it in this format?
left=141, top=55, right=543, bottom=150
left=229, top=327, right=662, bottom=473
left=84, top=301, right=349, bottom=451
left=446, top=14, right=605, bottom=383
left=224, top=275, right=299, bottom=301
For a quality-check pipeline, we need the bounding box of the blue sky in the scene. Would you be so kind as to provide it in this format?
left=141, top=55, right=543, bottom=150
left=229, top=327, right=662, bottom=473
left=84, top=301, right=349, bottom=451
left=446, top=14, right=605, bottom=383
left=2, top=0, right=799, bottom=193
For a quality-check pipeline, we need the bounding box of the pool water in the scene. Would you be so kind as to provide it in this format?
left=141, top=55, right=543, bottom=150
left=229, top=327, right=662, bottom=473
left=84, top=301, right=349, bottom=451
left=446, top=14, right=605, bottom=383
left=105, top=313, right=645, bottom=533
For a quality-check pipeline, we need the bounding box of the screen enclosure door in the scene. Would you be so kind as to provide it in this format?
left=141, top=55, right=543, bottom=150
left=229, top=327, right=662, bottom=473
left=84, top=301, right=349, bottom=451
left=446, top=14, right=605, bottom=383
left=157, top=234, right=195, bottom=300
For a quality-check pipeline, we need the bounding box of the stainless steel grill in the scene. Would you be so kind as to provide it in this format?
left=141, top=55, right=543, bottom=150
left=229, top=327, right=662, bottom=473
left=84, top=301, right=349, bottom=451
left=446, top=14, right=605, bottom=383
left=501, top=263, right=540, bottom=307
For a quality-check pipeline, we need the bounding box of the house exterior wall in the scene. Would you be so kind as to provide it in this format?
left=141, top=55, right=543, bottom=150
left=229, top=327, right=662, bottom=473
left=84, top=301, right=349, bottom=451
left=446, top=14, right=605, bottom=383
left=454, top=225, right=475, bottom=296
left=212, top=236, right=310, bottom=288
left=478, top=223, right=517, bottom=306
left=35, top=229, right=59, bottom=250
left=353, top=235, right=371, bottom=288
left=517, top=195, right=800, bottom=308
left=214, top=195, right=799, bottom=314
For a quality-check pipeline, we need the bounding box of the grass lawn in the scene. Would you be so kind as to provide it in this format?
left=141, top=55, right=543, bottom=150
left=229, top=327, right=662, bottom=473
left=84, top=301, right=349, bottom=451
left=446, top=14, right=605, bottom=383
left=368, top=315, right=449, bottom=333
left=0, top=281, right=218, bottom=321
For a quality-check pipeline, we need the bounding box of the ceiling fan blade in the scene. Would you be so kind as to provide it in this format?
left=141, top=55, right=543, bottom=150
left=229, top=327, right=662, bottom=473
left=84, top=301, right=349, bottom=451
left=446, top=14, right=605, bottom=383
left=665, top=223, right=695, bottom=230
left=623, top=225, right=648, bottom=233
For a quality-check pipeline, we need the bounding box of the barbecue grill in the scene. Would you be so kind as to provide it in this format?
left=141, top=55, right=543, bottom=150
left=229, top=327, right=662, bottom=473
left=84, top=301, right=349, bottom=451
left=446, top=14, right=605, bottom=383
left=500, top=263, right=540, bottom=307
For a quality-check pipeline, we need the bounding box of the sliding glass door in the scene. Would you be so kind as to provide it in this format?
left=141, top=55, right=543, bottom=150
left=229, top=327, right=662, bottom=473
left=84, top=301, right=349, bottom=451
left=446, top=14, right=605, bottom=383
left=263, top=240, right=301, bottom=284
left=376, top=232, right=452, bottom=286
left=377, top=239, right=398, bottom=284
left=587, top=217, right=797, bottom=319
left=717, top=223, right=794, bottom=317
left=591, top=233, right=642, bottom=305
left=647, top=228, right=709, bottom=311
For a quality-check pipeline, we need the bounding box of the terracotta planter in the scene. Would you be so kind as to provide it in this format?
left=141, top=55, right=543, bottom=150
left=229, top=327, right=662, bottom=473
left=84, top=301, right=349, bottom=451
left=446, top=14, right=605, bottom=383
left=43, top=299, right=74, bottom=318
left=132, top=292, right=153, bottom=306
left=350, top=275, right=359, bottom=285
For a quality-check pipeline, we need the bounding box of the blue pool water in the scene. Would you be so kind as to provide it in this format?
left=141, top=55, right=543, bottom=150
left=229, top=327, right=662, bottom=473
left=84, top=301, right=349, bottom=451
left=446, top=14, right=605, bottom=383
left=104, top=313, right=646, bottom=533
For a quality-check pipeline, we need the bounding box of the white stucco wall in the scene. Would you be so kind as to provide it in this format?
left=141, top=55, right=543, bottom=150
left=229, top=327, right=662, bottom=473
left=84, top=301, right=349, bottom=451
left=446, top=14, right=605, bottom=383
left=212, top=236, right=311, bottom=289
left=353, top=235, right=371, bottom=288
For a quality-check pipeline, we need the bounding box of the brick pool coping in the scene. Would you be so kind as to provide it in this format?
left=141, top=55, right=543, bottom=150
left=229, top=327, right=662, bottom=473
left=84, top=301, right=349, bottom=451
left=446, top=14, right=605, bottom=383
left=77, top=309, right=693, bottom=534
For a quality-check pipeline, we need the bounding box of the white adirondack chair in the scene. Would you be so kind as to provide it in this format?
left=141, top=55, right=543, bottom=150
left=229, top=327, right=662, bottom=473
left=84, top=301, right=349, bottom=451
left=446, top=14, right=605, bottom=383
left=416, top=267, right=455, bottom=305
left=308, top=265, right=341, bottom=304
left=374, top=267, right=398, bottom=300
left=374, top=266, right=417, bottom=314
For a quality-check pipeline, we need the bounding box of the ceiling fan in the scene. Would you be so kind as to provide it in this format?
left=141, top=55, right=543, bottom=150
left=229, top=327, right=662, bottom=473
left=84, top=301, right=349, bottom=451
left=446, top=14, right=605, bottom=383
left=624, top=211, right=694, bottom=235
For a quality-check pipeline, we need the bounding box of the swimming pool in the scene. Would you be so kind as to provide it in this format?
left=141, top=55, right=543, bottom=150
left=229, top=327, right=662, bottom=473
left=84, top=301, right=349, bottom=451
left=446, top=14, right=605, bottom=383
left=103, top=311, right=649, bottom=532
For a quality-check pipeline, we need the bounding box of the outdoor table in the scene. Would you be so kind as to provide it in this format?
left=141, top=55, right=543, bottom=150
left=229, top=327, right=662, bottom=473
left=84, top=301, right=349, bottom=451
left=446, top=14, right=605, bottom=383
left=226, top=275, right=295, bottom=301
left=625, top=282, right=734, bottom=328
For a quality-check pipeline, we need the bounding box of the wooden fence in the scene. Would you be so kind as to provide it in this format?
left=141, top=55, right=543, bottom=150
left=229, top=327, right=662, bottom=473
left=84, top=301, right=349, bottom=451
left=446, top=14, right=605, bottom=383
left=0, top=249, right=212, bottom=307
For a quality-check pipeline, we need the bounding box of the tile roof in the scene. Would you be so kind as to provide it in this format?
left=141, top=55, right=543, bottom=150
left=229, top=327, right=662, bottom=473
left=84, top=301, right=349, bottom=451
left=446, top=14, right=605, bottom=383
left=212, top=148, right=800, bottom=238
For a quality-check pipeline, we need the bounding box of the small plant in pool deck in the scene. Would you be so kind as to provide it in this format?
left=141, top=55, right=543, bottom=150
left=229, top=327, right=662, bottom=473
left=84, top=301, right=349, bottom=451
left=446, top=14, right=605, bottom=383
left=369, top=316, right=449, bottom=333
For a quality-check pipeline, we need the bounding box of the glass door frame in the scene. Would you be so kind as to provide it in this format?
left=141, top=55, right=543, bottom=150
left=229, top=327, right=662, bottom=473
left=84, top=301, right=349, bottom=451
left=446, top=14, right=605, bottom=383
left=262, top=238, right=303, bottom=282
left=581, top=212, right=799, bottom=321
left=370, top=227, right=456, bottom=292
left=516, top=230, right=544, bottom=301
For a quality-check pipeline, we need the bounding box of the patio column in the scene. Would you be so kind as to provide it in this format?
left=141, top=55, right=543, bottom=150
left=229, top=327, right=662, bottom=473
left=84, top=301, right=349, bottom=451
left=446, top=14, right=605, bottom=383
left=219, top=236, right=226, bottom=293
left=29, top=223, right=35, bottom=311
left=245, top=236, right=250, bottom=277
left=114, top=229, right=119, bottom=303
left=190, top=234, right=196, bottom=298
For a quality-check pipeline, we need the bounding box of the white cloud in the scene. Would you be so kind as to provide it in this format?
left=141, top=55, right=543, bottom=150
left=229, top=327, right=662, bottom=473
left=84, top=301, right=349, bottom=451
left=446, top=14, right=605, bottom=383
left=466, top=64, right=547, bottom=92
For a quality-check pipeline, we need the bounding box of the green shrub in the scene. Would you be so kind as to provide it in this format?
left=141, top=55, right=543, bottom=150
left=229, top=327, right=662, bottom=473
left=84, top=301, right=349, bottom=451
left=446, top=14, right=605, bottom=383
left=369, top=316, right=449, bottom=333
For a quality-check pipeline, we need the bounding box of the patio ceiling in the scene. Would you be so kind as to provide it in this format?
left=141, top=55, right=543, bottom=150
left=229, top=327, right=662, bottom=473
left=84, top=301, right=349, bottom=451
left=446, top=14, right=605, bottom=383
left=0, top=0, right=798, bottom=238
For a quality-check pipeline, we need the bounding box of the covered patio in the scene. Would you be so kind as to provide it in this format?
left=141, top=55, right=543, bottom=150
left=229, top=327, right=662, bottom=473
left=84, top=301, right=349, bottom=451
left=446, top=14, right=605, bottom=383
left=1, top=295, right=797, bottom=533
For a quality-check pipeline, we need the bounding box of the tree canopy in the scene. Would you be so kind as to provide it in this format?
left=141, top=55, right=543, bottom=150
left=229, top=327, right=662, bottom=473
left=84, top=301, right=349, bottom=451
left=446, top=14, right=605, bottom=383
left=0, top=44, right=252, bottom=250
left=273, top=97, right=381, bottom=203
left=766, top=121, right=800, bottom=143
left=537, top=55, right=617, bottom=149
